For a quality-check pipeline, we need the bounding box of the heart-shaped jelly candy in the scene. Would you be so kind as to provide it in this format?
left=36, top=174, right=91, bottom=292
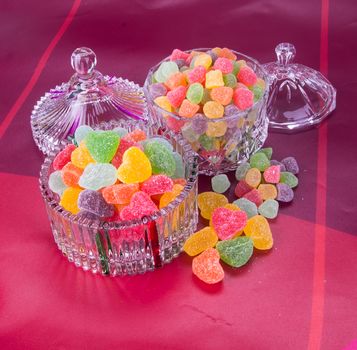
left=192, top=248, right=224, bottom=284
left=120, top=191, right=158, bottom=221
left=78, top=190, right=114, bottom=218
left=85, top=130, right=120, bottom=163
left=210, top=207, right=247, bottom=240
left=117, top=147, right=152, bottom=184
left=244, top=215, right=273, bottom=250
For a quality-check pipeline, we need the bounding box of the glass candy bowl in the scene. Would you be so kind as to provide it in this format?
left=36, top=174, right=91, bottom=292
left=39, top=121, right=198, bottom=276
left=144, top=48, right=269, bottom=176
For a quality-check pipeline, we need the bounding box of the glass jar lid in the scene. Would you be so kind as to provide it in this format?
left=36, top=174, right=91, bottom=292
left=263, top=43, right=336, bottom=132
left=31, top=47, right=148, bottom=154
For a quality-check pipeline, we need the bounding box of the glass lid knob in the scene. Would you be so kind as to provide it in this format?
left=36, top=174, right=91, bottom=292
left=275, top=42, right=296, bottom=66
left=71, top=47, right=97, bottom=79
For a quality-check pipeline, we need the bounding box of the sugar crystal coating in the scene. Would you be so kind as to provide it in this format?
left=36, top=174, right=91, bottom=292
left=53, top=144, right=76, bottom=170
left=197, top=192, right=228, bottom=220
left=85, top=130, right=120, bottom=163
left=257, top=184, right=277, bottom=200
left=183, top=227, right=218, bottom=256
left=233, top=198, right=258, bottom=219
left=60, top=187, right=82, bottom=214
left=256, top=147, right=273, bottom=160
left=244, top=215, right=273, bottom=250
left=192, top=248, right=224, bottom=284
left=280, top=172, right=298, bottom=188
left=141, top=175, right=174, bottom=196
left=79, top=163, right=117, bottom=190
left=211, top=174, right=231, bottom=193
left=102, top=183, right=139, bottom=204
left=250, top=152, right=270, bottom=171
left=48, top=170, right=67, bottom=196
left=270, top=160, right=286, bottom=172
left=154, top=61, right=179, bottom=83
left=234, top=180, right=253, bottom=198
left=243, top=189, right=263, bottom=206
left=71, top=142, right=95, bottom=169
left=258, top=199, right=279, bottom=219
left=78, top=190, right=114, bottom=218
left=120, top=191, right=158, bottom=221
left=281, top=157, right=299, bottom=175
left=276, top=183, right=294, bottom=202
left=159, top=184, right=184, bottom=209
left=144, top=141, right=176, bottom=177
left=263, top=165, right=281, bottom=184
left=61, top=162, right=83, bottom=187
left=245, top=167, right=262, bottom=188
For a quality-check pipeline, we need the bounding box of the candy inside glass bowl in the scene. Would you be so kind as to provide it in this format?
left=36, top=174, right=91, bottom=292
left=144, top=48, right=269, bottom=176
left=39, top=121, right=198, bottom=276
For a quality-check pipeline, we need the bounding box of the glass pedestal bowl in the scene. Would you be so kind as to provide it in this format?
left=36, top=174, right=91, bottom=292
left=144, top=48, right=269, bottom=176
left=39, top=121, right=199, bottom=276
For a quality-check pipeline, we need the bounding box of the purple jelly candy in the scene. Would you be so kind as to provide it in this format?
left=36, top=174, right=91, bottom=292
left=149, top=83, right=167, bottom=99
left=206, top=50, right=218, bottom=63
left=191, top=113, right=208, bottom=134
left=175, top=59, right=187, bottom=68
left=276, top=183, right=294, bottom=203
left=77, top=210, right=100, bottom=221
left=281, top=157, right=299, bottom=175
left=78, top=190, right=114, bottom=218
left=270, top=159, right=286, bottom=172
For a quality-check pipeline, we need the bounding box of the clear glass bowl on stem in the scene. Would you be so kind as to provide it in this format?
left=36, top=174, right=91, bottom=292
left=39, top=121, right=199, bottom=276
left=144, top=48, right=269, bottom=176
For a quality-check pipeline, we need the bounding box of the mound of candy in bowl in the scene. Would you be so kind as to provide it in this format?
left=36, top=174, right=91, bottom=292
left=39, top=122, right=199, bottom=276
left=144, top=47, right=269, bottom=175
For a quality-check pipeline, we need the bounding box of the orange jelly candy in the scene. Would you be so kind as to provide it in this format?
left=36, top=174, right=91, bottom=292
left=192, top=248, right=224, bottom=284
left=61, top=162, right=83, bottom=187
left=102, top=183, right=139, bottom=204
left=257, top=184, right=277, bottom=200
left=245, top=167, right=262, bottom=188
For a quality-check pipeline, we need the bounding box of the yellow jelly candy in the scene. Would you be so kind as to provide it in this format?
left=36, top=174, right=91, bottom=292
left=197, top=191, right=228, bottom=220
left=117, top=147, right=152, bottom=184
left=203, top=101, right=224, bottom=119
left=183, top=227, right=218, bottom=256
left=194, top=53, right=212, bottom=70
left=245, top=167, right=262, bottom=188
left=159, top=184, right=184, bottom=209
left=71, top=142, right=95, bottom=169
left=205, top=70, right=224, bottom=89
left=60, top=187, right=82, bottom=214
left=154, top=96, right=173, bottom=112
left=244, top=215, right=273, bottom=250
left=224, top=203, right=240, bottom=211
left=257, top=184, right=277, bottom=200
left=206, top=121, right=227, bottom=137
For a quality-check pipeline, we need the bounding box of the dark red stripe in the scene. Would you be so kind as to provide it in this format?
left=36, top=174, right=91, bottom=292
left=0, top=0, right=81, bottom=139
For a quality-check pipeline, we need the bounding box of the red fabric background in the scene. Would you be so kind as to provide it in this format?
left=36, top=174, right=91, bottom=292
left=0, top=1, right=356, bottom=349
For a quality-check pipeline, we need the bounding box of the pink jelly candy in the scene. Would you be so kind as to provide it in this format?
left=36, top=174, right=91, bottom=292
left=53, top=144, right=76, bottom=170
left=187, top=66, right=206, bottom=84
left=170, top=49, right=190, bottom=62
left=167, top=86, right=187, bottom=108
left=166, top=116, right=185, bottom=133
left=234, top=180, right=253, bottom=198
left=141, top=175, right=174, bottom=196
left=243, top=189, right=263, bottom=206
left=213, top=57, right=233, bottom=74
left=211, top=207, right=247, bottom=240
left=263, top=165, right=281, bottom=184
left=233, top=88, right=254, bottom=110
left=120, top=191, right=158, bottom=221
left=237, top=65, right=257, bottom=87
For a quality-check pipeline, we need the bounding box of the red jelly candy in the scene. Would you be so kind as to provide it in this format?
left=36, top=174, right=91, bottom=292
left=243, top=189, right=263, bottom=206
left=234, top=180, right=253, bottom=198
left=213, top=57, right=233, bottom=74
left=170, top=49, right=190, bottom=62
left=192, top=248, right=224, bottom=284
left=167, top=86, right=187, bottom=108
left=237, top=66, right=257, bottom=87
left=111, top=138, right=136, bottom=168
left=233, top=88, right=254, bottom=110
left=53, top=144, right=76, bottom=170
left=141, top=175, right=174, bottom=196
left=120, top=191, right=158, bottom=221
left=263, top=165, right=281, bottom=184
left=188, top=66, right=206, bottom=84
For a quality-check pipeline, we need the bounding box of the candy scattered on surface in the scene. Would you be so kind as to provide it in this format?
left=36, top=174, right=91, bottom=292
left=183, top=227, right=218, bottom=256
left=263, top=165, right=281, bottom=184
left=276, top=183, right=294, bottom=202
left=281, top=157, right=299, bottom=175
left=250, top=152, right=270, bottom=171
left=211, top=174, right=230, bottom=193
left=257, top=184, right=277, bottom=200
left=258, top=199, right=279, bottom=219
left=280, top=171, right=299, bottom=188
left=197, top=192, right=229, bottom=220
left=233, top=198, right=258, bottom=219
left=245, top=167, right=262, bottom=188
left=192, top=248, right=224, bottom=284
left=244, top=215, right=273, bottom=250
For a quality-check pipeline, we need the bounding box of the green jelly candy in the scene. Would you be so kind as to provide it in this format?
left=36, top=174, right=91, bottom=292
left=85, top=131, right=120, bottom=163
left=144, top=141, right=176, bottom=177
left=235, top=161, right=251, bottom=181
left=250, top=152, right=270, bottom=171
left=154, top=61, right=179, bottom=83
left=258, top=199, right=279, bottom=219
left=75, top=125, right=93, bottom=145
left=250, top=84, right=264, bottom=102
left=143, top=137, right=173, bottom=152
left=223, top=74, right=237, bottom=88
left=256, top=147, right=273, bottom=160
left=216, top=236, right=254, bottom=268
left=232, top=60, right=246, bottom=75
left=280, top=172, right=298, bottom=188
left=186, top=83, right=204, bottom=104
left=211, top=174, right=230, bottom=193
left=172, top=152, right=185, bottom=178
left=233, top=198, right=258, bottom=218
left=198, top=134, right=214, bottom=151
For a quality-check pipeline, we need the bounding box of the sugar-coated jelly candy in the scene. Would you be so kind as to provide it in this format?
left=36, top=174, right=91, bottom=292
left=193, top=53, right=212, bottom=69
left=216, top=236, right=254, bottom=268
left=102, top=183, right=139, bottom=204
left=186, top=83, right=204, bottom=104
left=165, top=72, right=187, bottom=91
left=250, top=152, right=270, bottom=171
left=257, top=147, right=273, bottom=160
left=210, top=86, right=233, bottom=106
left=263, top=165, right=281, bottom=184
left=85, top=130, right=120, bottom=163
left=213, top=57, right=233, bottom=74
left=245, top=167, right=262, bottom=188
left=232, top=60, right=246, bottom=75
left=244, top=215, right=273, bottom=250
left=49, top=170, right=67, bottom=196
left=183, top=227, right=218, bottom=256
left=61, top=162, right=83, bottom=187
left=178, top=99, right=200, bottom=118
left=53, top=144, right=76, bottom=170
left=219, top=47, right=237, bottom=60
left=149, top=83, right=168, bottom=100
left=210, top=207, right=247, bottom=240
left=71, top=142, right=95, bottom=169
left=237, top=65, right=257, bottom=87
left=192, top=248, right=224, bottom=284
left=206, top=49, right=218, bottom=63
left=211, top=174, right=230, bottom=194
left=154, top=61, right=179, bottom=83
left=250, top=84, right=264, bottom=102
left=257, top=184, right=277, bottom=200
left=78, top=189, right=114, bottom=218
left=234, top=180, right=253, bottom=198
left=223, top=73, right=237, bottom=88
left=280, top=172, right=298, bottom=188
left=203, top=101, right=224, bottom=119
left=233, top=198, right=258, bottom=219
left=79, top=163, right=117, bottom=190
left=74, top=125, right=93, bottom=145
left=172, top=152, right=185, bottom=179
left=141, top=175, right=174, bottom=196
left=60, top=187, right=82, bottom=214
left=258, top=199, right=279, bottom=219
left=233, top=88, right=254, bottom=110
left=144, top=141, right=176, bottom=177
left=198, top=134, right=214, bottom=150
left=281, top=157, right=299, bottom=175
left=118, top=147, right=152, bottom=184
left=167, top=85, right=187, bottom=108
left=206, top=121, right=227, bottom=137
left=197, top=192, right=228, bottom=220
left=187, top=66, right=206, bottom=84
left=166, top=115, right=185, bottom=132
left=243, top=189, right=263, bottom=206
left=205, top=70, right=224, bottom=89
left=276, top=183, right=294, bottom=202
left=191, top=114, right=208, bottom=135
left=159, top=184, right=184, bottom=209
left=143, top=137, right=173, bottom=152
left=120, top=191, right=158, bottom=221
left=125, top=129, right=147, bottom=143
left=154, top=96, right=173, bottom=112
left=170, top=49, right=190, bottom=62
left=111, top=137, right=136, bottom=168
left=235, top=162, right=251, bottom=181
